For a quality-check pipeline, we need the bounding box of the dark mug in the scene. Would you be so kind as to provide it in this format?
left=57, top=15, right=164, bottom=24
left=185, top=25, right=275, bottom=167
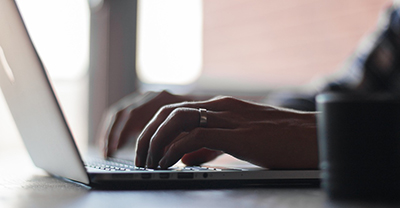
left=316, top=92, right=400, bottom=201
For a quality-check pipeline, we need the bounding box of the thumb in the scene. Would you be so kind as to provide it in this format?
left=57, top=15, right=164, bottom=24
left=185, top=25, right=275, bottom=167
left=181, top=148, right=223, bottom=166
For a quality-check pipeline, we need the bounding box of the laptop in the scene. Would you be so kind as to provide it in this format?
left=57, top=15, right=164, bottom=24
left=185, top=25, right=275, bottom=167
left=0, top=0, right=319, bottom=189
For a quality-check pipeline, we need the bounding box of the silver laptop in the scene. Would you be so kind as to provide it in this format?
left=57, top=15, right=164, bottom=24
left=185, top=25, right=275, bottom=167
left=0, top=0, right=319, bottom=189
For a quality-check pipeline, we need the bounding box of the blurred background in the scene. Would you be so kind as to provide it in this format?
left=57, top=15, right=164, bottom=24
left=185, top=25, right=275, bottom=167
left=0, top=0, right=390, bottom=156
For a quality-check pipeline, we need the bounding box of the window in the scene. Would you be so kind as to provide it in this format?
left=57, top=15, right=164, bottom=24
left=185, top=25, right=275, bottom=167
left=137, top=0, right=203, bottom=85
left=0, top=0, right=90, bottom=151
left=138, top=0, right=390, bottom=92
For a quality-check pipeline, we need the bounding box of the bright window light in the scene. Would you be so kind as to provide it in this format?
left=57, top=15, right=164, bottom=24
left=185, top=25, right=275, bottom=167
left=15, top=0, right=89, bottom=80
left=137, top=0, right=203, bottom=85
left=9, top=0, right=90, bottom=149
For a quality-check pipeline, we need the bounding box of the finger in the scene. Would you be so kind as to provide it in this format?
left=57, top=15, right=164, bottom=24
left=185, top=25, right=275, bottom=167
left=135, top=116, right=168, bottom=167
left=146, top=109, right=241, bottom=168
left=146, top=108, right=199, bottom=168
left=181, top=148, right=223, bottom=166
left=108, top=91, right=177, bottom=157
left=135, top=105, right=192, bottom=167
left=97, top=110, right=115, bottom=158
left=100, top=111, right=123, bottom=158
left=135, top=99, right=242, bottom=167
left=106, top=94, right=158, bottom=156
left=114, top=105, right=144, bottom=149
left=117, top=118, right=140, bottom=149
left=101, top=93, right=147, bottom=157
left=105, top=110, right=130, bottom=157
left=108, top=91, right=156, bottom=113
left=117, top=116, right=137, bottom=149
left=137, top=108, right=239, bottom=167
left=104, top=91, right=177, bottom=158
left=159, top=128, right=233, bottom=169
left=117, top=94, right=174, bottom=149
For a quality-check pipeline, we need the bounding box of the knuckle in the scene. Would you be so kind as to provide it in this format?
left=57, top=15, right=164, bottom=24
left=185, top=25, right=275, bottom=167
left=127, top=111, right=134, bottom=117
left=108, top=102, right=121, bottom=112
left=157, top=105, right=174, bottom=117
left=115, top=110, right=125, bottom=118
left=159, top=90, right=171, bottom=96
left=170, top=107, right=185, bottom=116
left=169, top=107, right=192, bottom=121
left=191, top=128, right=205, bottom=139
left=218, top=96, right=236, bottom=103
left=216, top=96, right=247, bottom=109
left=166, top=108, right=192, bottom=129
left=117, top=105, right=134, bottom=116
left=168, top=143, right=179, bottom=153
left=127, top=107, right=137, bottom=117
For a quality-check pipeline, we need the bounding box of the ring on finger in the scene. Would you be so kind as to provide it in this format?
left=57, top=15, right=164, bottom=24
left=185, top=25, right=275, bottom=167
left=199, top=108, right=207, bottom=127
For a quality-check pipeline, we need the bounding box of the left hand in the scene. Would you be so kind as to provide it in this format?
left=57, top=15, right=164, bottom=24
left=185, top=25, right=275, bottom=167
left=135, top=96, right=319, bottom=169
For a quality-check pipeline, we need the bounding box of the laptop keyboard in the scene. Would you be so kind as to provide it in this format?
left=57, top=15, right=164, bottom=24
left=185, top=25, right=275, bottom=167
left=85, top=158, right=143, bottom=172
left=85, top=158, right=224, bottom=172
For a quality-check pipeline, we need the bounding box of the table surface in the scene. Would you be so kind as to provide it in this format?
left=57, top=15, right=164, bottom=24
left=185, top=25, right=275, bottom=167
left=1, top=149, right=400, bottom=208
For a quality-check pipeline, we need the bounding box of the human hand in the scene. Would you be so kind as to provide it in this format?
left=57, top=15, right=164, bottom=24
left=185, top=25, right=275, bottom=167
left=135, top=96, right=319, bottom=169
left=99, top=91, right=186, bottom=158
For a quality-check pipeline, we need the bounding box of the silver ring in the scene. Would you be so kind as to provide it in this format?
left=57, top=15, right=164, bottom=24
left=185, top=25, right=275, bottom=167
left=199, top=108, right=207, bottom=127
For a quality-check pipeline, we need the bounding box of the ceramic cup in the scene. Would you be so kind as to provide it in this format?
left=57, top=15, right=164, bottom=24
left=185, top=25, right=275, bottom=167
left=316, top=92, right=400, bottom=201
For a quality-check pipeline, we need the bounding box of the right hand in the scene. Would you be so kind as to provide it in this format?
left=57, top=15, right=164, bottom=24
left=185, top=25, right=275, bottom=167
left=99, top=90, right=222, bottom=165
left=134, top=96, right=318, bottom=169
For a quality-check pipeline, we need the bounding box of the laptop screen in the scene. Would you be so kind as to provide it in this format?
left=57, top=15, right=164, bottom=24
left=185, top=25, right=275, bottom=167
left=0, top=0, right=89, bottom=184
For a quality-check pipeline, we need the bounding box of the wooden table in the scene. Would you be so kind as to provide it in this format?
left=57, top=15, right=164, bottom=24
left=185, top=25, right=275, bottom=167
left=1, top=148, right=400, bottom=208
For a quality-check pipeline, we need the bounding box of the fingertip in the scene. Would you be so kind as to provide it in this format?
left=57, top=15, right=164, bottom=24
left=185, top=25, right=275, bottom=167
left=135, top=148, right=147, bottom=167
left=103, top=149, right=108, bottom=159
left=181, top=149, right=221, bottom=165
left=135, top=156, right=144, bottom=167
left=159, top=157, right=168, bottom=169
left=108, top=140, right=119, bottom=157
left=101, top=143, right=107, bottom=158
left=145, top=154, right=154, bottom=168
left=157, top=145, right=174, bottom=169
left=105, top=148, right=113, bottom=158
left=181, top=156, right=202, bottom=166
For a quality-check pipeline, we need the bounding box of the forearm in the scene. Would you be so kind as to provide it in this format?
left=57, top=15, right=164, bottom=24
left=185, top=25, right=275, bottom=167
left=262, top=111, right=319, bottom=169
